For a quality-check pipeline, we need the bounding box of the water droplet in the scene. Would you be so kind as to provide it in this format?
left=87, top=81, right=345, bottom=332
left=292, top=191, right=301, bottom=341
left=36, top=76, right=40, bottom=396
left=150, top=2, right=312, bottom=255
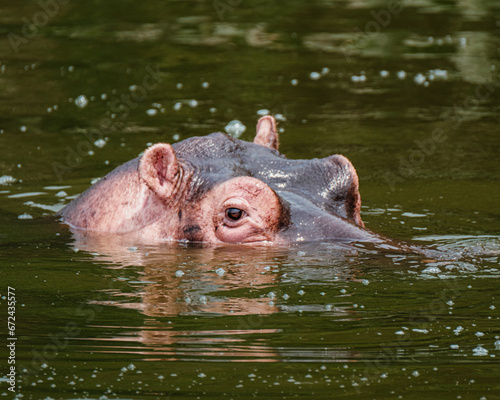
left=215, top=267, right=226, bottom=276
left=297, top=289, right=305, bottom=296
left=175, top=270, right=185, bottom=277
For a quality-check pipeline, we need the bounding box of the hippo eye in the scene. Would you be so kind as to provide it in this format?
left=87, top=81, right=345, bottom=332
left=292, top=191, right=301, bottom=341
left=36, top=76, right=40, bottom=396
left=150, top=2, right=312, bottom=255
left=226, top=208, right=243, bottom=221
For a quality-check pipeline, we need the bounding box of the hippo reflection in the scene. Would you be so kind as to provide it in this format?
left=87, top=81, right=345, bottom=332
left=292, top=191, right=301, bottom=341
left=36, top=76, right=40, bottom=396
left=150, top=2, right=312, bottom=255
left=59, top=116, right=381, bottom=244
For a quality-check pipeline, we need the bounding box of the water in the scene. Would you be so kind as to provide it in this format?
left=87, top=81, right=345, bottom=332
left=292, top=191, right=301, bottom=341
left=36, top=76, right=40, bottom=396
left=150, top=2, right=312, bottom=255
left=1, top=0, right=500, bottom=399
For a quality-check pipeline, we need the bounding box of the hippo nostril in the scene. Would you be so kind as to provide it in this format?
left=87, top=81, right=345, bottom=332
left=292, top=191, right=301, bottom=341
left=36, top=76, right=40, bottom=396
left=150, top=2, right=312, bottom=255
left=226, top=208, right=243, bottom=221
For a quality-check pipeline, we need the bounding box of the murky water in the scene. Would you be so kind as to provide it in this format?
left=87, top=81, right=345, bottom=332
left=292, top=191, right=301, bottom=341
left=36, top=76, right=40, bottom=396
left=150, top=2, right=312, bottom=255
left=1, top=0, right=500, bottom=399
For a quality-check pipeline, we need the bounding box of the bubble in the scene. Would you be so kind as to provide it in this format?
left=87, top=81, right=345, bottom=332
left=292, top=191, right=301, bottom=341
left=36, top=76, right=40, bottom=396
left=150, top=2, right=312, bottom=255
left=146, top=109, right=158, bottom=116
left=188, top=99, right=198, bottom=108
left=414, top=73, right=426, bottom=85
left=422, top=266, right=441, bottom=274
left=173, top=102, right=182, bottom=111
left=75, top=95, right=89, bottom=109
left=55, top=191, right=67, bottom=197
left=380, top=70, right=389, bottom=77
left=175, top=270, right=185, bottom=277
left=309, top=72, right=321, bottom=80
left=0, top=175, right=16, bottom=185
left=201, top=82, right=209, bottom=89
left=18, top=213, right=33, bottom=220
left=472, top=346, right=488, bottom=356
left=94, top=139, right=106, bottom=148
left=257, top=109, right=270, bottom=116
left=224, top=120, right=246, bottom=138
left=215, top=267, right=226, bottom=276
left=453, top=326, right=464, bottom=335
left=291, top=79, right=299, bottom=86
left=351, top=75, right=366, bottom=82
left=397, top=70, right=407, bottom=79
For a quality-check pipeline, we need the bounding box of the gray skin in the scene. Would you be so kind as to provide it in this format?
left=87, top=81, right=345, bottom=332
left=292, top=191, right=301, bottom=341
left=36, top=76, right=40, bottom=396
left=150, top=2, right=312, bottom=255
left=59, top=116, right=381, bottom=245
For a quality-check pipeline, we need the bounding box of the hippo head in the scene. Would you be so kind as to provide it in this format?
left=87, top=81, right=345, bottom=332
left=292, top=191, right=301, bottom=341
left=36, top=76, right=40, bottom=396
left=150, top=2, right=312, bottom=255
left=60, top=116, right=374, bottom=245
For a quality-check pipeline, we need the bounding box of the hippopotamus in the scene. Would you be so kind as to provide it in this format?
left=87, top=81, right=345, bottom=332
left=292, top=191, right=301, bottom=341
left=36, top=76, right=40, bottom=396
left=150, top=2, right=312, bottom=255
left=59, top=116, right=381, bottom=245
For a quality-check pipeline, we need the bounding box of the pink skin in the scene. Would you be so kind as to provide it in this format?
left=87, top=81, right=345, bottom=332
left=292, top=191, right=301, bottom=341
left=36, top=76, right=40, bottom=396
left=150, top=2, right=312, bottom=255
left=61, top=117, right=290, bottom=244
left=198, top=177, right=286, bottom=243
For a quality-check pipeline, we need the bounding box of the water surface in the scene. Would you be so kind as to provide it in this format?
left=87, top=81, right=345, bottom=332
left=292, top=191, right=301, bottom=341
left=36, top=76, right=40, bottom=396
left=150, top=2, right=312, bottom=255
left=1, top=0, right=499, bottom=399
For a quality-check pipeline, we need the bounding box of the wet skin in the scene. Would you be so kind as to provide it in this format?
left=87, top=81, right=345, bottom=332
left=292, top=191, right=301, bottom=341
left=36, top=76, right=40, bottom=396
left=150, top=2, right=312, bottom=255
left=59, top=116, right=381, bottom=245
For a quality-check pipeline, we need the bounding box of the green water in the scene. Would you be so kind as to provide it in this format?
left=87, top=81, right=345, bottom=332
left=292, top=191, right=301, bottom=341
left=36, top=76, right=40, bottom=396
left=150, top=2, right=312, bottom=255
left=1, top=0, right=500, bottom=399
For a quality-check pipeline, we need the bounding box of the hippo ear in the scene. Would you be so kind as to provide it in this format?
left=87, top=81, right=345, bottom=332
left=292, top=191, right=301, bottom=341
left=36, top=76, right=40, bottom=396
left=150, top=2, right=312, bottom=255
left=254, top=116, right=279, bottom=151
left=139, top=143, right=180, bottom=201
left=324, top=155, right=364, bottom=228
